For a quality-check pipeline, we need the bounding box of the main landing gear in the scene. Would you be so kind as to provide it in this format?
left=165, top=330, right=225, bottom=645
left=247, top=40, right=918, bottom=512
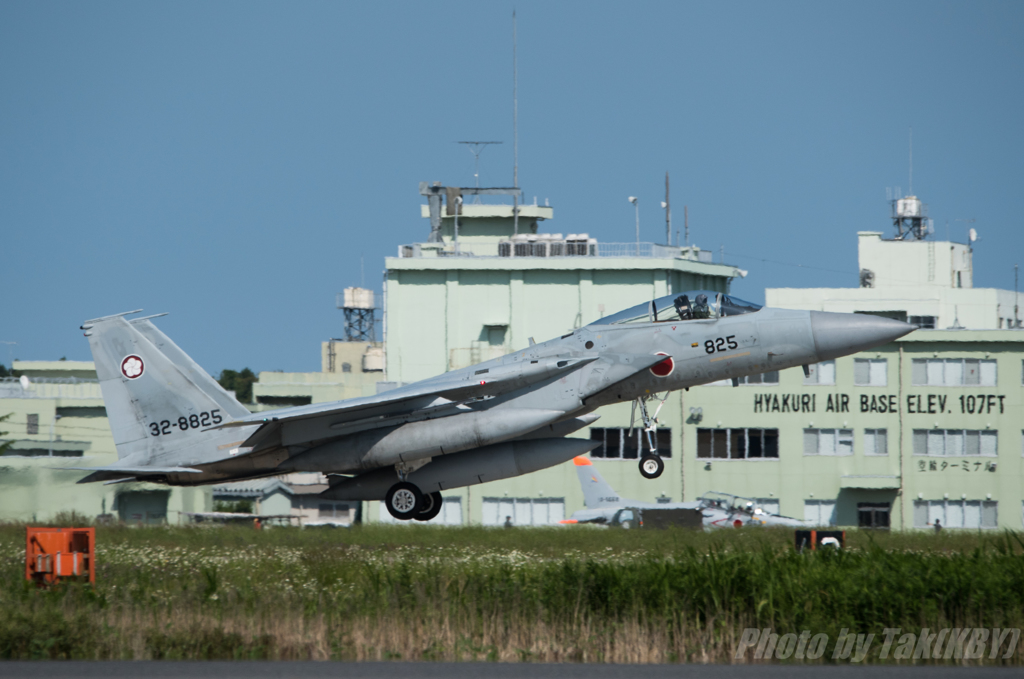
left=384, top=481, right=444, bottom=522
left=632, top=396, right=666, bottom=479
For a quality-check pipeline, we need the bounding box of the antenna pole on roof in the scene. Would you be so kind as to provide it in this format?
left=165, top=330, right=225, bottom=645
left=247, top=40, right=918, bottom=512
left=684, top=205, right=689, bottom=246
left=909, top=126, right=913, bottom=195
left=664, top=172, right=671, bottom=245
left=512, top=9, right=519, bottom=237
left=1015, top=263, right=1019, bottom=328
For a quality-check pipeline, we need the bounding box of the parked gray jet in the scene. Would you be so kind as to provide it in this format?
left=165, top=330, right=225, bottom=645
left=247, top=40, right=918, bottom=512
left=565, top=456, right=808, bottom=529
left=73, top=291, right=913, bottom=521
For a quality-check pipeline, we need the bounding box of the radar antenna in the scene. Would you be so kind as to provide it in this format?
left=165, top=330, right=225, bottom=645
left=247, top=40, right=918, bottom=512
left=457, top=141, right=503, bottom=200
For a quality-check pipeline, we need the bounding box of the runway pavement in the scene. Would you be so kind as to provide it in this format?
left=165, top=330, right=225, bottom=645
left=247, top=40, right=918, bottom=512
left=0, top=662, right=1017, bottom=679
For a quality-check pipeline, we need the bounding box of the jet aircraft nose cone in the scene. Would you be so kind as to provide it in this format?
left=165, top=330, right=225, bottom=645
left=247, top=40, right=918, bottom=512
left=810, top=311, right=916, bottom=361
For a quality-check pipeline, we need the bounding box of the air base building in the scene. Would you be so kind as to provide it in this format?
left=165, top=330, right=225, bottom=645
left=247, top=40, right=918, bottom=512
left=2, top=186, right=1021, bottom=530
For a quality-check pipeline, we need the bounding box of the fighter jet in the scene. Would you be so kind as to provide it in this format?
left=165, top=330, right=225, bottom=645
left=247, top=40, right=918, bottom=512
left=72, top=291, right=913, bottom=521
left=563, top=456, right=807, bottom=529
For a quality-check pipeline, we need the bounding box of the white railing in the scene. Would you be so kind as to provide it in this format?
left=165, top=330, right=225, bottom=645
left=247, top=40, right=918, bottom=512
left=398, top=242, right=713, bottom=261
left=0, top=377, right=102, bottom=400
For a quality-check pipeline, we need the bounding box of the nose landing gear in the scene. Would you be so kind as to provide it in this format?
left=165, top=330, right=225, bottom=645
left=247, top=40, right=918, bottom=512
left=632, top=395, right=666, bottom=479
left=639, top=454, right=664, bottom=479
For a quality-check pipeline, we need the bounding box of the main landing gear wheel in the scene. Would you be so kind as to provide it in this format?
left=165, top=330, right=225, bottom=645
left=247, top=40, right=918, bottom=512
left=385, top=481, right=424, bottom=521
left=639, top=454, right=664, bottom=479
left=414, top=491, right=444, bottom=522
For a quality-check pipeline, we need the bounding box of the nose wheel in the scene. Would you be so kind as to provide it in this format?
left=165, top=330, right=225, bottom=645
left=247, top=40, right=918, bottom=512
left=639, top=454, right=664, bottom=479
left=632, top=396, right=666, bottom=480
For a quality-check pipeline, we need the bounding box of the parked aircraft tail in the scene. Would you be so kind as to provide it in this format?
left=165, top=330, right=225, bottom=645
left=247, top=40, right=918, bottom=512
left=81, top=311, right=250, bottom=463
left=573, top=456, right=625, bottom=508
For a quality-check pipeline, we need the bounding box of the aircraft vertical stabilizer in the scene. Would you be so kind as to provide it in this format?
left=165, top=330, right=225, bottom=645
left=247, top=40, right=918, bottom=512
left=81, top=313, right=246, bottom=462
left=573, top=456, right=624, bottom=508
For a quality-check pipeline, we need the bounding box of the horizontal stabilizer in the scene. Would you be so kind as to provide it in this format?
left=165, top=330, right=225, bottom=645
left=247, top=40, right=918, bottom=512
left=59, top=465, right=202, bottom=484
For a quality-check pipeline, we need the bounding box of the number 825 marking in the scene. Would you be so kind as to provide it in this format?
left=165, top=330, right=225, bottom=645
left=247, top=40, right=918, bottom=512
left=704, top=335, right=738, bottom=354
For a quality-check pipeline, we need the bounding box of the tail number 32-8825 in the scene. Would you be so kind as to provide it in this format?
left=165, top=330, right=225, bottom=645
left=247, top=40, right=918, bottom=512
left=148, top=409, right=222, bottom=436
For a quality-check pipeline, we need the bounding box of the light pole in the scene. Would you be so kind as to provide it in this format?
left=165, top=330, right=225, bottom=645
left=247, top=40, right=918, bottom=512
left=48, top=414, right=62, bottom=457
left=628, top=196, right=639, bottom=255
left=453, top=196, right=463, bottom=254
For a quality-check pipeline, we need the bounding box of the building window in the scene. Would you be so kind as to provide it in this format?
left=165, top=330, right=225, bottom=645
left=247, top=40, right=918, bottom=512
left=341, top=362, right=352, bottom=373
left=318, top=502, right=350, bottom=519
left=858, top=502, right=891, bottom=529
left=912, top=429, right=998, bottom=457
left=803, top=360, right=835, bottom=385
left=909, top=315, right=937, bottom=329
left=911, top=358, right=997, bottom=386
left=803, top=428, right=853, bottom=456
left=696, top=428, right=778, bottom=459
left=708, top=371, right=779, bottom=386
left=481, top=497, right=565, bottom=526
left=853, top=359, right=887, bottom=386
left=804, top=500, right=836, bottom=526
left=864, top=428, right=888, bottom=456
left=913, top=500, right=997, bottom=529
left=26, top=414, right=39, bottom=435
left=591, top=427, right=671, bottom=459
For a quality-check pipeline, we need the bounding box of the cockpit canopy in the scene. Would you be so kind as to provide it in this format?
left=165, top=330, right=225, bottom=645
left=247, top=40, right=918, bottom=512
left=590, top=290, right=762, bottom=325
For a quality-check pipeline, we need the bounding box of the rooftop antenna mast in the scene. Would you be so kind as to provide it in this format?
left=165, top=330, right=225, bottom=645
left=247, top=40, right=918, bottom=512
left=457, top=141, right=503, bottom=201
left=909, top=126, right=913, bottom=195
left=660, top=172, right=672, bottom=245
left=512, top=9, right=519, bottom=236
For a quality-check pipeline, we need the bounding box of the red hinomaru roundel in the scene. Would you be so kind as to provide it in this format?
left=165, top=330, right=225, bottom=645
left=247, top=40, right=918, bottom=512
left=120, top=355, right=145, bottom=380
left=649, top=352, right=674, bottom=377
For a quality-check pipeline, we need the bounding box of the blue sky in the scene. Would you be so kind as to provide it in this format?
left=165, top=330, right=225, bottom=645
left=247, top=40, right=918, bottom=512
left=2, top=1, right=1022, bottom=373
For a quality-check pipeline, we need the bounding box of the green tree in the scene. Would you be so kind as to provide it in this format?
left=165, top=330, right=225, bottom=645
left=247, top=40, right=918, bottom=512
left=217, top=368, right=257, bottom=404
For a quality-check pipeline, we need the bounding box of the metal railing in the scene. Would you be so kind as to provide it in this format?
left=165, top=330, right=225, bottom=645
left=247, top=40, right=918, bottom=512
left=398, top=242, right=715, bottom=261
left=0, top=377, right=101, bottom=400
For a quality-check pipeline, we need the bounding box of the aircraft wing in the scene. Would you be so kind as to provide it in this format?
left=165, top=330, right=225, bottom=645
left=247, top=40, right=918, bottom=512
left=211, top=356, right=601, bottom=451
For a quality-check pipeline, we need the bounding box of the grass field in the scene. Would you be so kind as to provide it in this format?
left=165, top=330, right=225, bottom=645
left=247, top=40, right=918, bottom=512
left=1, top=521, right=1022, bottom=663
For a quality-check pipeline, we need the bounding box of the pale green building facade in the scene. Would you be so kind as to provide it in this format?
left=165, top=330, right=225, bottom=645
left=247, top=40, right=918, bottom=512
left=685, top=331, right=1022, bottom=530
left=0, top=361, right=210, bottom=523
